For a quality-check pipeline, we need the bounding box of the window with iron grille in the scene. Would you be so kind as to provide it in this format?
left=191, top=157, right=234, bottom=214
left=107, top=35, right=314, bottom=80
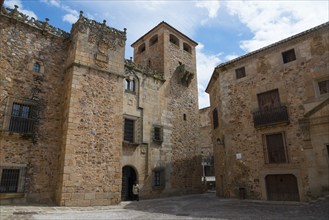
left=212, top=108, right=219, bottom=129
left=282, top=49, right=296, bottom=64
left=33, top=63, right=40, bottom=73
left=124, top=118, right=134, bottom=142
left=9, top=103, right=35, bottom=134
left=264, top=132, right=288, bottom=164
left=318, top=79, right=329, bottom=95
left=153, top=125, right=163, bottom=143
left=0, top=169, right=20, bottom=193
left=153, top=169, right=165, bottom=188
left=235, top=67, right=246, bottom=79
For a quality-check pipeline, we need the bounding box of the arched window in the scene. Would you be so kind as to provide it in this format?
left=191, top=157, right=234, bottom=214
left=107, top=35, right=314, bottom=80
left=183, top=43, right=192, bottom=53
left=138, top=43, right=146, bottom=53
left=149, top=34, right=158, bottom=46
left=129, top=80, right=135, bottom=91
left=33, top=63, right=40, bottom=73
left=125, top=79, right=130, bottom=90
left=169, top=34, right=179, bottom=47
left=125, top=79, right=136, bottom=92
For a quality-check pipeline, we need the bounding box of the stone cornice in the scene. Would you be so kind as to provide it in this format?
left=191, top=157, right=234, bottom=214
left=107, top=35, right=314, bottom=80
left=1, top=5, right=70, bottom=38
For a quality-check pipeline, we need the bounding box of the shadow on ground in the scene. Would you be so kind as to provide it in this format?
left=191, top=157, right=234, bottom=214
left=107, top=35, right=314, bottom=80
left=122, top=192, right=329, bottom=220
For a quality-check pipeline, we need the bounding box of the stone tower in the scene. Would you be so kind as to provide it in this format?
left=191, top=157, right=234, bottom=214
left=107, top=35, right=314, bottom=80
left=56, top=12, right=127, bottom=206
left=131, top=22, right=202, bottom=195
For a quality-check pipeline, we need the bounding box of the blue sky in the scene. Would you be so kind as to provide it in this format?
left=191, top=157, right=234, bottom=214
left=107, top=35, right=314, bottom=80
left=4, top=0, right=329, bottom=108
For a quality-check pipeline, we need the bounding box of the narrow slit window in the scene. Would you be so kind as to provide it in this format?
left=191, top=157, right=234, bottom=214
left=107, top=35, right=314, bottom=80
left=33, top=63, right=40, bottom=73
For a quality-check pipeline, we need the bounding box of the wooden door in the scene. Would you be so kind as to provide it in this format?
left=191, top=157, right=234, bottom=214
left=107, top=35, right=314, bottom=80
left=266, top=174, right=300, bottom=201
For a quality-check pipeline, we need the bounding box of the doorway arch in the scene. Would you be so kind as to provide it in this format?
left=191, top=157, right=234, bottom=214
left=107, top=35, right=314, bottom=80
left=121, top=166, right=137, bottom=201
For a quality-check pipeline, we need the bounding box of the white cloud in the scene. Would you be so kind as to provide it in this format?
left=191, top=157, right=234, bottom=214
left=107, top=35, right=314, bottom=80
left=4, top=0, right=38, bottom=19
left=196, top=43, right=222, bottom=108
left=41, top=0, right=79, bottom=24
left=41, top=0, right=61, bottom=8
left=225, top=54, right=239, bottom=61
left=225, top=1, right=329, bottom=52
left=62, top=13, right=78, bottom=24
left=195, top=0, right=221, bottom=18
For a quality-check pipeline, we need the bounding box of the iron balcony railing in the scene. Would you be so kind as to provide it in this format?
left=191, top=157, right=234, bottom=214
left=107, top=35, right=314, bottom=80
left=7, top=115, right=36, bottom=134
left=253, top=106, right=289, bottom=127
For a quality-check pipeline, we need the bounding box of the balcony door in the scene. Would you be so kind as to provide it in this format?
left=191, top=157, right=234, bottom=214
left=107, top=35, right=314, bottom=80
left=257, top=89, right=281, bottom=112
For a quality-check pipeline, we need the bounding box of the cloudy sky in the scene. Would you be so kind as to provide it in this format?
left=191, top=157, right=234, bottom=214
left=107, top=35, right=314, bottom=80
left=4, top=0, right=328, bottom=108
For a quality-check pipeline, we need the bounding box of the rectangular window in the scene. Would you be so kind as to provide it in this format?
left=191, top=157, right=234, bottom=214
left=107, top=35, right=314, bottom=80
left=9, top=103, right=34, bottom=133
left=264, top=133, right=288, bottom=164
left=124, top=118, right=134, bottom=142
left=153, top=126, right=163, bottom=143
left=154, top=171, right=161, bottom=186
left=0, top=169, right=20, bottom=193
left=212, top=108, right=219, bottom=129
left=318, top=79, right=329, bottom=95
left=235, top=67, right=246, bottom=79
left=282, top=49, right=296, bottom=63
left=153, top=169, right=165, bottom=188
left=257, top=89, right=281, bottom=112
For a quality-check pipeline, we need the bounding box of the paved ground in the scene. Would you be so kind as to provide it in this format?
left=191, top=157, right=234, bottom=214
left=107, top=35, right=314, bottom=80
left=1, top=192, right=328, bottom=220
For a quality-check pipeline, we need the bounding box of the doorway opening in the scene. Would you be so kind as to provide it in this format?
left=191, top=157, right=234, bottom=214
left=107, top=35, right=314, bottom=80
left=121, top=166, right=137, bottom=201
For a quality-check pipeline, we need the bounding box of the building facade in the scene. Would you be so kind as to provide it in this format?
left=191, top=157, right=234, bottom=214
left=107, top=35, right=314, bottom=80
left=0, top=5, right=202, bottom=206
left=199, top=107, right=215, bottom=190
left=206, top=22, right=329, bottom=201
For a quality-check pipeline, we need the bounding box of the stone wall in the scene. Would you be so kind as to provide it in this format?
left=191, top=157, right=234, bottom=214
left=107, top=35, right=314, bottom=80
left=208, top=23, right=329, bottom=201
left=56, top=14, right=126, bottom=206
left=0, top=14, right=68, bottom=203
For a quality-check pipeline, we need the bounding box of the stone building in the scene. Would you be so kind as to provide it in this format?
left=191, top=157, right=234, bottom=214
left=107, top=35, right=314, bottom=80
left=199, top=107, right=215, bottom=189
left=0, top=5, right=202, bottom=206
left=206, top=22, right=329, bottom=201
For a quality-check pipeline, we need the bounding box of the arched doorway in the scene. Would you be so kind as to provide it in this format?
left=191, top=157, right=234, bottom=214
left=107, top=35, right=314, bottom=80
left=266, top=174, right=300, bottom=201
left=121, top=166, right=137, bottom=201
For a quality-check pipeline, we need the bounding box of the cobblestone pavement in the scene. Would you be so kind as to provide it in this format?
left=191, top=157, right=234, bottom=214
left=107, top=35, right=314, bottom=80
left=1, top=192, right=328, bottom=220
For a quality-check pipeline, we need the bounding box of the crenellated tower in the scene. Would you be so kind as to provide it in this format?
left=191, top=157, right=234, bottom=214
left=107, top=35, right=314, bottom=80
left=56, top=11, right=127, bottom=206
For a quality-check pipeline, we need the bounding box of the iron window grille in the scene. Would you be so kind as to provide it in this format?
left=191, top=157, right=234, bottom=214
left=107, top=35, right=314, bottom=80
left=8, top=103, right=35, bottom=134
left=153, top=125, right=163, bottom=143
left=124, top=118, right=134, bottom=143
left=152, top=169, right=165, bottom=189
left=0, top=169, right=20, bottom=193
left=33, top=63, right=40, bottom=73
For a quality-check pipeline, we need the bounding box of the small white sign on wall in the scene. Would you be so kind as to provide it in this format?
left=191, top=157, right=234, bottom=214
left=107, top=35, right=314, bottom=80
left=236, top=153, right=242, bottom=160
